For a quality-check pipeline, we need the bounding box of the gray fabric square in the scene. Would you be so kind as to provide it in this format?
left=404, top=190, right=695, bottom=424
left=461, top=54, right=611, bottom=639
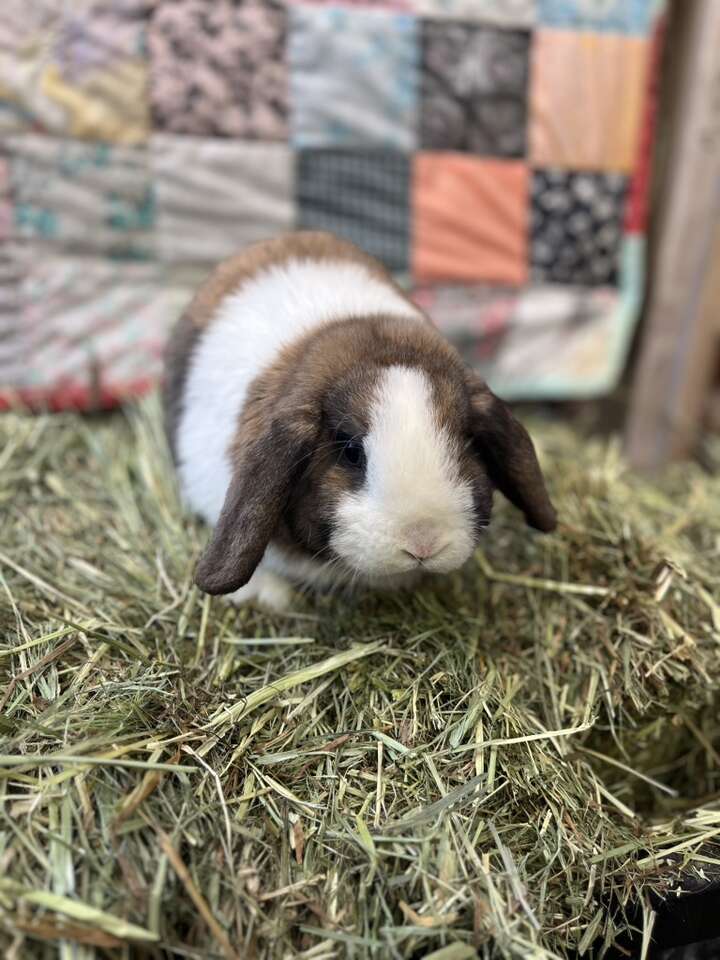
left=420, top=21, right=531, bottom=156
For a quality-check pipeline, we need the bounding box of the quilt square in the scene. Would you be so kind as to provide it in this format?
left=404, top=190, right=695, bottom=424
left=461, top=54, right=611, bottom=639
left=412, top=284, right=518, bottom=363
left=149, top=0, right=287, bottom=139
left=297, top=150, right=410, bottom=273
left=490, top=285, right=620, bottom=392
left=0, top=0, right=150, bottom=142
left=153, top=136, right=294, bottom=263
left=420, top=21, right=530, bottom=156
left=5, top=256, right=191, bottom=407
left=413, top=154, right=528, bottom=284
left=416, top=0, right=536, bottom=27
left=289, top=6, right=418, bottom=150
left=8, top=136, right=154, bottom=259
left=538, top=0, right=656, bottom=35
left=530, top=30, right=650, bottom=172
left=531, top=169, right=628, bottom=285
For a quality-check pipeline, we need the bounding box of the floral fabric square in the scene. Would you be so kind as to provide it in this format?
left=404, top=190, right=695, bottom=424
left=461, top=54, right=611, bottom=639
left=0, top=0, right=150, bottom=142
left=412, top=154, right=529, bottom=284
left=289, top=6, right=418, bottom=150
left=531, top=169, right=628, bottom=285
left=420, top=21, right=530, bottom=156
left=8, top=136, right=154, bottom=259
left=149, top=0, right=287, bottom=139
left=297, top=150, right=410, bottom=273
left=153, top=135, right=294, bottom=263
left=530, top=30, right=650, bottom=172
left=538, top=0, right=656, bottom=35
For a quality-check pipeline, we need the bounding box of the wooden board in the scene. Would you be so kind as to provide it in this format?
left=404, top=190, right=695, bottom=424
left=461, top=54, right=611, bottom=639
left=624, top=0, right=720, bottom=469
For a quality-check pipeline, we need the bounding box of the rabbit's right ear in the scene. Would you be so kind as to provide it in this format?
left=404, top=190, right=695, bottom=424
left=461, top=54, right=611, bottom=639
left=466, top=373, right=557, bottom=533
left=194, top=421, right=309, bottom=595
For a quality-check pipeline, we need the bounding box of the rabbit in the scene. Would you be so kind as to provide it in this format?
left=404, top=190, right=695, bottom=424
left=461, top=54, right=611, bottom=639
left=164, top=231, right=556, bottom=612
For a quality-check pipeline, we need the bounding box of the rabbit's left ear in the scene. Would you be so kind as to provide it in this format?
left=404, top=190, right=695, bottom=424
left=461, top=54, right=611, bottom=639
left=194, top=419, right=311, bottom=595
left=467, top=374, right=557, bottom=533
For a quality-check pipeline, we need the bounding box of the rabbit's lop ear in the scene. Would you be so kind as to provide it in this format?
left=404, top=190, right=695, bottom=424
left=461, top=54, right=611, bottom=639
left=467, top=374, right=557, bottom=533
left=194, top=421, right=309, bottom=595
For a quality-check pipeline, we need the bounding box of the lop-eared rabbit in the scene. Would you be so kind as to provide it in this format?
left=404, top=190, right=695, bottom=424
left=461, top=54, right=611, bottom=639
left=164, top=232, right=556, bottom=611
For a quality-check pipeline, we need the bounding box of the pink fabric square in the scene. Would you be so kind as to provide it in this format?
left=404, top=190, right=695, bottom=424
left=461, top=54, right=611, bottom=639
left=413, top=154, right=529, bottom=285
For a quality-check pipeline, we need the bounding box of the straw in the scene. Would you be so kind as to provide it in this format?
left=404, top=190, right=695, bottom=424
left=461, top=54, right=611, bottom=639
left=1, top=394, right=719, bottom=958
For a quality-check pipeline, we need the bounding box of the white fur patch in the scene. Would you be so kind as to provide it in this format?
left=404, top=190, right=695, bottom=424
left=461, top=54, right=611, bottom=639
left=176, top=259, right=421, bottom=525
left=330, top=366, right=476, bottom=577
left=226, top=566, right=294, bottom=612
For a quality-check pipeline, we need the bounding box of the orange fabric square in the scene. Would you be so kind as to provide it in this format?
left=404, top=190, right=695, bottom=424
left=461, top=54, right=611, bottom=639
left=412, top=154, right=529, bottom=285
left=530, top=30, right=650, bottom=173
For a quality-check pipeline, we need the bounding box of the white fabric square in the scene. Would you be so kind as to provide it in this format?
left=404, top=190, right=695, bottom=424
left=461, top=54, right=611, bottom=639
left=153, top=135, right=294, bottom=263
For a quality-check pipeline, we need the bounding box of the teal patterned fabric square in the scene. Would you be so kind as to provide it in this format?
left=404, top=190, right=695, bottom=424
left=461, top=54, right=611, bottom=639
left=538, top=0, right=656, bottom=35
left=289, top=6, right=418, bottom=149
left=8, top=137, right=154, bottom=260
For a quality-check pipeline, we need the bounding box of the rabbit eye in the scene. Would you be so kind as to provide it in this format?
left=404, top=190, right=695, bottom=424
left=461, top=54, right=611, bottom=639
left=336, top=431, right=365, bottom=470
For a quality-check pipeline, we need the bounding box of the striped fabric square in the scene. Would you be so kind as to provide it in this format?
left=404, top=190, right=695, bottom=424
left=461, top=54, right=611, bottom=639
left=297, top=150, right=410, bottom=273
left=289, top=6, right=418, bottom=150
left=530, top=29, right=650, bottom=172
left=153, top=135, right=294, bottom=263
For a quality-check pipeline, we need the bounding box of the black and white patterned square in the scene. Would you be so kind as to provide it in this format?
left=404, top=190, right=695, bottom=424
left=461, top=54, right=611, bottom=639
left=297, top=150, right=410, bottom=273
left=420, top=21, right=531, bottom=157
left=531, top=169, right=628, bottom=285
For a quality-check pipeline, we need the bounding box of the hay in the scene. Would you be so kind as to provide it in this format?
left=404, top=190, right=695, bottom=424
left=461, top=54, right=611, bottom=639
left=1, top=396, right=719, bottom=959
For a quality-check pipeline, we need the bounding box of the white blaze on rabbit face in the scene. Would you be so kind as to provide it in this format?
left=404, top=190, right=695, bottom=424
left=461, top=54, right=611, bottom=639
left=330, top=366, right=476, bottom=576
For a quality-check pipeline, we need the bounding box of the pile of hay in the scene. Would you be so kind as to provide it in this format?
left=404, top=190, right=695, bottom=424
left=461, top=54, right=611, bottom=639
left=1, top=397, right=719, bottom=960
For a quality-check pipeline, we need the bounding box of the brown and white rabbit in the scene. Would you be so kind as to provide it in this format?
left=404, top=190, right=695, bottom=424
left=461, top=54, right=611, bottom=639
left=164, top=232, right=556, bottom=611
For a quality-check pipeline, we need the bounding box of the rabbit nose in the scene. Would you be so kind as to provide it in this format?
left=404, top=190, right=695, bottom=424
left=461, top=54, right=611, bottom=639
left=401, top=523, right=445, bottom=561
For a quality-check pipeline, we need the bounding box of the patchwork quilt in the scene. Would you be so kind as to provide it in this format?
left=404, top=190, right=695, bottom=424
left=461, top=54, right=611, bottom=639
left=0, top=0, right=665, bottom=410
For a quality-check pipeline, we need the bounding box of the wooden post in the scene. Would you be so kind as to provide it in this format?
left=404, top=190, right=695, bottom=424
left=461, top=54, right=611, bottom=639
left=624, top=0, right=720, bottom=469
